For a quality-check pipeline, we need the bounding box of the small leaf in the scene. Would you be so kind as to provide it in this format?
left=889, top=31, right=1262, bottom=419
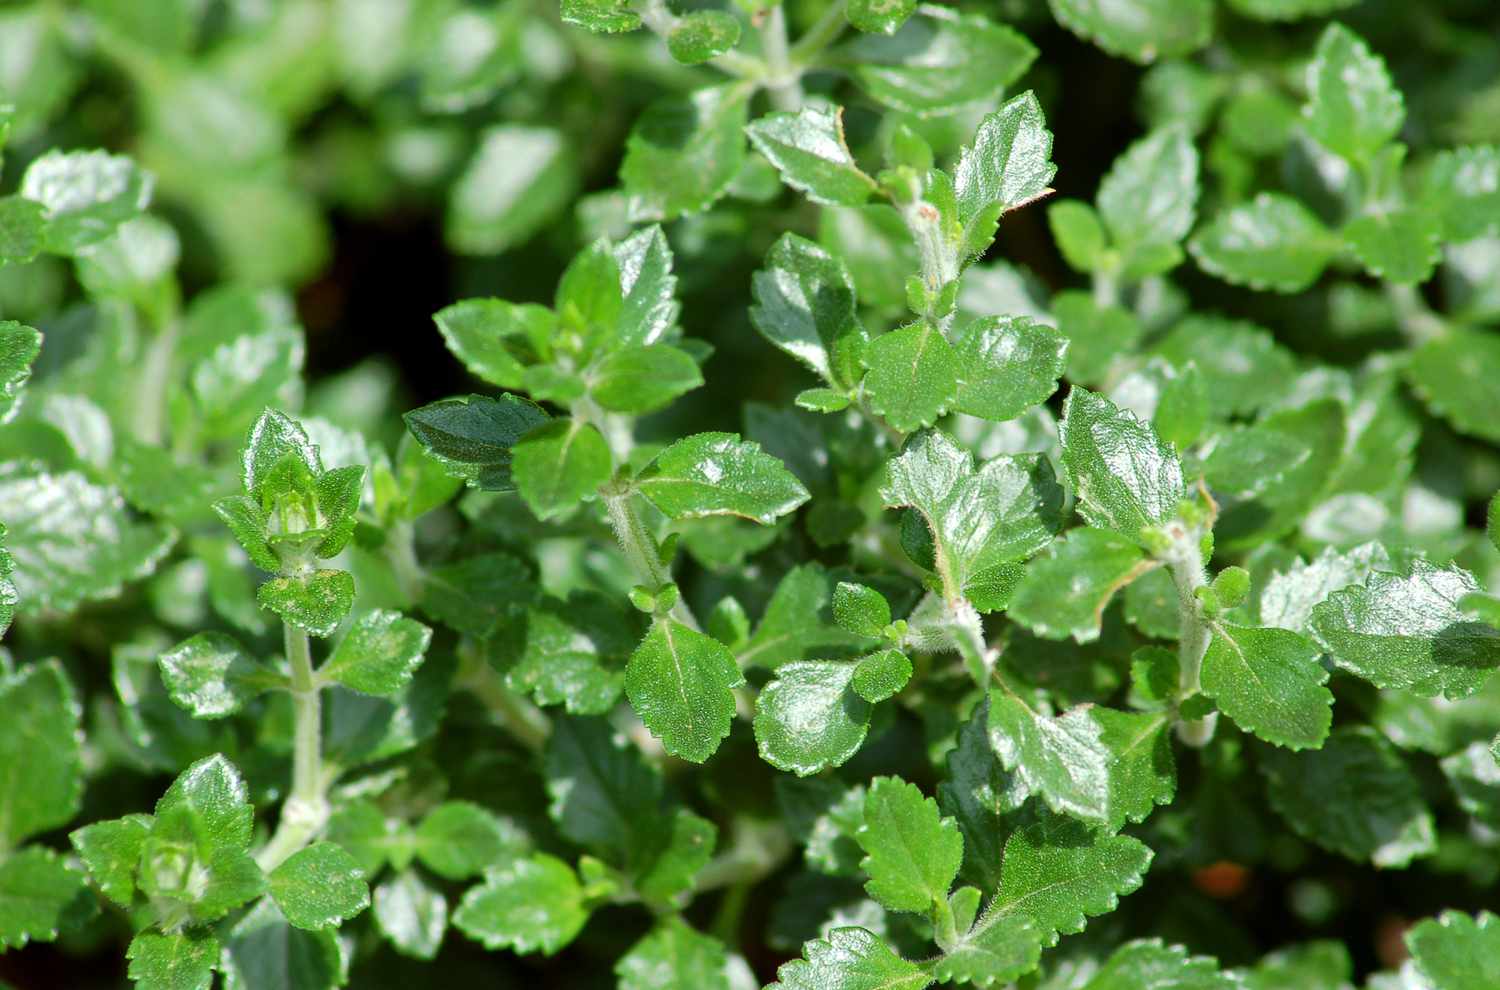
left=993, top=811, right=1152, bottom=944
left=620, top=84, right=750, bottom=221
left=1259, top=542, right=1391, bottom=634
left=453, top=853, right=589, bottom=956
left=1048, top=200, right=1107, bottom=273
left=269, top=842, right=370, bottom=931
left=637, top=432, right=809, bottom=525
left=0, top=321, right=41, bottom=424
left=616, top=917, right=730, bottom=990
left=626, top=619, right=746, bottom=763
left=750, top=233, right=867, bottom=388
left=1008, top=528, right=1152, bottom=643
left=403, top=393, right=550, bottom=491
left=1406, top=910, right=1500, bottom=990
left=851, top=650, right=911, bottom=703
left=504, top=593, right=636, bottom=715
left=952, top=316, right=1067, bottom=424
left=1308, top=559, right=1500, bottom=700
left=374, top=868, right=448, bottom=960
left=321, top=609, right=433, bottom=697
left=159, top=632, right=274, bottom=719
left=19, top=148, right=153, bottom=253
left=1059, top=387, right=1185, bottom=542
left=126, top=930, right=218, bottom=990
left=544, top=717, right=663, bottom=863
left=1094, top=708, right=1176, bottom=830
left=512, top=420, right=612, bottom=520
left=739, top=564, right=874, bottom=670
left=1151, top=315, right=1296, bottom=420
left=1260, top=727, right=1435, bottom=867
left=218, top=898, right=342, bottom=990
left=433, top=299, right=544, bottom=389
left=1081, top=940, right=1237, bottom=990
left=768, top=927, right=930, bottom=990
left=1303, top=24, right=1404, bottom=162
left=1201, top=623, right=1332, bottom=750
left=614, top=225, right=680, bottom=347
left=589, top=344, right=703, bottom=413
left=1189, top=192, right=1338, bottom=293
left=954, top=91, right=1056, bottom=233
left=0, top=661, right=83, bottom=846
left=666, top=10, right=741, bottom=66
left=561, top=0, right=639, bottom=32
left=747, top=106, right=877, bottom=207
left=1421, top=146, right=1500, bottom=242
left=0, top=196, right=47, bottom=266
left=939, top=699, right=1029, bottom=892
left=257, top=569, right=355, bottom=637
left=846, top=0, right=917, bottom=34
left=986, top=690, right=1113, bottom=823
left=855, top=776, right=963, bottom=914
left=70, top=814, right=152, bottom=908
left=447, top=126, right=577, bottom=255
left=1343, top=207, right=1441, bottom=284
left=839, top=11, right=1037, bottom=117
left=1049, top=0, right=1211, bottom=63
left=0, top=847, right=88, bottom=950
left=1405, top=328, right=1500, bottom=444
left=415, top=801, right=528, bottom=881
left=863, top=322, right=961, bottom=433
left=834, top=582, right=892, bottom=638
left=932, top=909, right=1042, bottom=987
left=756, top=661, right=872, bottom=776
left=1096, top=126, right=1199, bottom=276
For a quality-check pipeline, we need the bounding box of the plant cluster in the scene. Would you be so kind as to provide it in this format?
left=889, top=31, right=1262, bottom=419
left=2, top=1, right=1500, bottom=989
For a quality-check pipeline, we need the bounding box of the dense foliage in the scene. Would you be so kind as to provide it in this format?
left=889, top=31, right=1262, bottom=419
left=2, top=1, right=1500, bottom=988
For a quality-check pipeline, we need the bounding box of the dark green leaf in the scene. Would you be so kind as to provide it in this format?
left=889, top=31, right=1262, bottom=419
left=666, top=11, right=740, bottom=66
left=403, top=393, right=550, bottom=491
left=620, top=84, right=750, bottom=221
left=953, top=316, right=1068, bottom=422
left=1201, top=623, right=1332, bottom=750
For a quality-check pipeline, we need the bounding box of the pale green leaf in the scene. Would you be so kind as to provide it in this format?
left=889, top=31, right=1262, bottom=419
left=126, top=930, right=218, bottom=990
left=512, top=420, right=612, bottom=520
left=986, top=689, right=1113, bottom=823
left=666, top=10, right=740, bottom=66
left=1049, top=0, right=1211, bottom=63
left=1081, top=939, right=1237, bottom=990
left=750, top=233, right=867, bottom=389
left=1189, top=192, right=1338, bottom=293
left=746, top=106, right=877, bottom=207
left=616, top=917, right=730, bottom=990
left=620, top=84, right=750, bottom=221
left=1405, top=328, right=1500, bottom=444
left=636, top=432, right=809, bottom=525
left=953, top=316, right=1068, bottom=422
left=1343, top=208, right=1441, bottom=284
left=415, top=801, right=528, bottom=881
left=257, top=569, right=355, bottom=638
left=954, top=91, right=1056, bottom=233
left=447, top=126, right=577, bottom=255
left=453, top=853, right=588, bottom=956
left=0, top=847, right=88, bottom=950
left=70, top=814, right=151, bottom=908
left=1008, top=527, right=1152, bottom=643
left=768, top=926, right=930, bottom=990
left=756, top=661, right=872, bottom=776
left=19, top=148, right=153, bottom=253
left=1406, top=910, right=1500, bottom=990
left=1097, top=126, right=1199, bottom=275
left=159, top=632, right=276, bottom=718
left=268, top=841, right=370, bottom=931
left=1303, top=24, right=1404, bottom=162
left=1059, top=387, right=1185, bottom=541
left=839, top=11, right=1036, bottom=116
left=374, top=868, right=447, bottom=960
left=863, top=322, right=960, bottom=433
left=0, top=660, right=83, bottom=846
left=0, top=321, right=41, bottom=423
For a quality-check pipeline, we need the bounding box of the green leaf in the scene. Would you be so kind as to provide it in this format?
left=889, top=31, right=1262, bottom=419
left=932, top=908, right=1042, bottom=987
left=1096, top=126, right=1199, bottom=276
left=446, top=126, right=577, bottom=255
left=839, top=10, right=1037, bottom=116
left=555, top=240, right=623, bottom=345
left=240, top=408, right=320, bottom=500
left=126, top=930, right=218, bottom=990
left=1059, top=387, right=1185, bottom=542
left=614, top=225, right=680, bottom=347
left=1259, top=542, right=1391, bottom=633
left=756, top=661, right=873, bottom=776
left=70, top=814, right=151, bottom=908
left=846, top=0, right=915, bottom=33
left=422, top=551, right=535, bottom=639
left=834, top=582, right=892, bottom=638
left=589, top=344, right=703, bottom=413
left=373, top=868, right=448, bottom=961
left=768, top=927, right=930, bottom=990
left=512, top=420, right=612, bottom=520
left=855, top=776, right=962, bottom=914
left=1406, top=910, right=1500, bottom=990
left=626, top=618, right=746, bottom=763
left=0, top=661, right=83, bottom=846
left=18, top=149, right=153, bottom=253
left=616, top=917, right=730, bottom=990
left=544, top=717, right=662, bottom=863
left=1421, top=145, right=1500, bottom=242
left=954, top=92, right=1056, bottom=236
left=750, top=233, right=867, bottom=389
left=1200, top=623, right=1332, bottom=750
left=1094, top=708, right=1175, bottom=829
left=739, top=564, right=874, bottom=670
left=1260, top=727, right=1435, bottom=867
left=453, top=853, right=588, bottom=956
left=433, top=299, right=545, bottom=389
left=746, top=106, right=877, bottom=207
left=882, top=431, right=1063, bottom=600
left=993, top=811, right=1152, bottom=944
left=1308, top=560, right=1500, bottom=700
left=403, top=393, right=550, bottom=491
left=1081, top=940, right=1237, bottom=990
left=0, top=471, right=174, bottom=614
left=1442, top=741, right=1500, bottom=830
left=0, top=321, right=41, bottom=423
left=636, top=432, right=810, bottom=524
left=0, top=847, right=88, bottom=950
left=852, top=650, right=911, bottom=703
left=257, top=569, right=355, bottom=637
left=952, top=316, right=1068, bottom=422
left=268, top=842, right=370, bottom=931
left=666, top=11, right=741, bottom=66
left=1048, top=200, right=1107, bottom=273
left=0, top=196, right=47, bottom=266
left=986, top=689, right=1113, bottom=823
left=219, top=898, right=343, bottom=990
left=1189, top=193, right=1338, bottom=293
left=320, top=609, right=432, bottom=697
left=1302, top=24, right=1404, bottom=162
left=1049, top=0, right=1211, bottom=63
left=190, top=327, right=305, bottom=440
left=1405, top=328, right=1500, bottom=444
left=415, top=801, right=527, bottom=881
left=1008, top=527, right=1151, bottom=643
left=620, top=84, right=750, bottom=221
left=1227, top=0, right=1356, bottom=19
left=1150, top=315, right=1296, bottom=420
left=1343, top=207, right=1441, bottom=284
left=159, top=631, right=276, bottom=719
left=862, top=322, right=960, bottom=433
left=561, top=0, right=639, bottom=32
left=939, top=699, right=1029, bottom=892
left=504, top=593, right=635, bottom=715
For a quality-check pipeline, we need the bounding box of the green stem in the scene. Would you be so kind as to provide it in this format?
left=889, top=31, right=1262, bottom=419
left=135, top=319, right=178, bottom=446
left=1385, top=282, right=1446, bottom=346
left=760, top=4, right=804, bottom=111
left=256, top=623, right=328, bottom=871
left=1164, top=531, right=1217, bottom=748
left=949, top=600, right=992, bottom=688
left=603, top=490, right=700, bottom=630
left=788, top=0, right=849, bottom=65
left=460, top=654, right=552, bottom=752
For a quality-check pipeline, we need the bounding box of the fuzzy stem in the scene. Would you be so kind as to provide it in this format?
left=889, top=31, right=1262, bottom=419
left=760, top=4, right=803, bottom=111
left=603, top=491, right=700, bottom=629
left=255, top=623, right=328, bottom=871
left=1164, top=533, right=1217, bottom=748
